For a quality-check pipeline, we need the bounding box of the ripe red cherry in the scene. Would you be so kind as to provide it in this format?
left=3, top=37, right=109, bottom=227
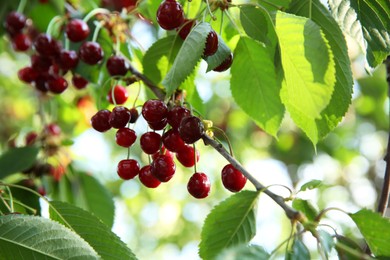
left=33, top=33, right=62, bottom=57
left=18, top=67, right=38, bottom=83
left=178, top=116, right=205, bottom=144
left=11, top=34, right=31, bottom=51
left=139, top=165, right=161, bottom=188
left=151, top=154, right=176, bottom=182
left=152, top=146, right=173, bottom=161
left=176, top=145, right=199, bottom=167
left=177, top=19, right=196, bottom=40
left=59, top=50, right=79, bottom=71
left=109, top=106, right=131, bottom=128
left=107, top=85, right=128, bottom=105
left=129, top=107, right=139, bottom=123
left=187, top=172, right=210, bottom=199
left=31, top=54, right=52, bottom=72
left=140, top=132, right=161, bottom=154
left=156, top=0, right=184, bottom=30
left=106, top=55, right=128, bottom=76
left=148, top=118, right=168, bottom=131
left=79, top=41, right=104, bottom=65
left=5, top=12, right=27, bottom=35
left=112, top=0, right=137, bottom=10
left=46, top=76, right=68, bottom=94
left=167, top=105, right=191, bottom=129
left=141, top=99, right=168, bottom=123
left=213, top=53, right=233, bottom=72
left=25, top=131, right=38, bottom=145
left=221, top=164, right=247, bottom=192
left=203, top=30, right=218, bottom=57
left=116, top=128, right=137, bottom=147
left=162, top=129, right=186, bottom=152
left=117, top=159, right=140, bottom=180
left=91, top=109, right=112, bottom=132
left=72, top=75, right=88, bottom=89
left=45, top=123, right=61, bottom=136
left=65, top=19, right=90, bottom=42
left=33, top=73, right=50, bottom=92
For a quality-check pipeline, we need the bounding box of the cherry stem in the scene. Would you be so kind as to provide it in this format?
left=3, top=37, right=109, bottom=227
left=193, top=143, right=198, bottom=173
left=223, top=10, right=242, bottom=36
left=127, top=147, right=131, bottom=160
left=256, top=0, right=283, bottom=10
left=204, top=0, right=217, bottom=20
left=219, top=10, right=224, bottom=35
left=46, top=16, right=63, bottom=36
left=16, top=0, right=27, bottom=14
left=111, top=82, right=117, bottom=106
left=314, top=207, right=350, bottom=222
left=92, top=21, right=103, bottom=43
left=210, top=126, right=234, bottom=157
left=115, top=34, right=120, bottom=54
left=82, top=8, right=110, bottom=23
left=5, top=186, right=14, bottom=212
left=132, top=81, right=142, bottom=108
left=3, top=197, right=37, bottom=214
left=0, top=194, right=12, bottom=213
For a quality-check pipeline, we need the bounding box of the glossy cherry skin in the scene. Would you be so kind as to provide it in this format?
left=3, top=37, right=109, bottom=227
left=139, top=165, right=161, bottom=188
left=156, top=0, right=184, bottom=30
left=213, top=53, right=233, bottom=72
left=152, top=146, right=173, bottom=161
left=25, top=131, right=38, bottom=145
left=116, top=128, right=137, bottom=147
left=187, top=172, right=210, bottom=199
left=129, top=107, right=139, bottom=123
left=11, top=34, right=31, bottom=51
left=33, top=33, right=62, bottom=57
left=178, top=116, right=205, bottom=144
left=59, top=50, right=79, bottom=71
left=107, top=85, right=128, bottom=105
left=33, top=73, right=50, bottom=92
left=106, top=55, right=128, bottom=76
left=91, top=109, right=112, bottom=132
left=18, top=67, right=38, bottom=83
left=46, top=76, right=68, bottom=94
left=72, top=75, right=88, bottom=89
left=5, top=12, right=27, bottom=35
left=176, top=145, right=199, bottom=167
left=167, top=105, right=191, bottom=129
left=148, top=118, right=168, bottom=131
left=109, top=106, right=131, bottom=128
left=177, top=19, right=196, bottom=40
left=203, top=30, right=218, bottom=57
left=79, top=41, right=104, bottom=65
left=140, top=132, right=161, bottom=154
left=221, top=164, right=247, bottom=192
left=112, top=0, right=137, bottom=11
left=141, top=99, right=168, bottom=123
left=65, top=19, right=90, bottom=42
left=117, top=159, right=140, bottom=180
left=162, top=129, right=186, bottom=152
left=151, top=154, right=176, bottom=182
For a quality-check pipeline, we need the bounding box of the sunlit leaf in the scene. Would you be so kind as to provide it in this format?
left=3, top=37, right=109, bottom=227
left=287, top=239, right=311, bottom=260
left=299, top=179, right=323, bottom=191
left=292, top=199, right=319, bottom=221
left=215, top=244, right=269, bottom=260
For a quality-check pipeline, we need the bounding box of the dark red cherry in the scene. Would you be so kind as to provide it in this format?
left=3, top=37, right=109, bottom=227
left=141, top=99, right=168, bottom=123
left=187, top=172, right=210, bottom=199
left=139, top=165, right=161, bottom=188
left=140, top=132, right=161, bottom=154
left=203, top=30, right=218, bottom=57
left=79, top=41, right=104, bottom=65
left=46, top=76, right=68, bottom=94
left=152, top=146, right=173, bottom=161
left=107, top=85, right=128, bottom=105
left=72, top=75, right=88, bottom=89
left=33, top=73, right=50, bottom=92
left=106, top=55, right=128, bottom=76
left=178, top=116, right=204, bottom=144
left=31, top=54, right=52, bottom=72
left=65, top=19, right=90, bottom=42
left=5, top=12, right=27, bottom=35
left=221, top=164, right=247, bottom=192
left=156, top=0, right=184, bottom=30
left=25, top=131, right=38, bottom=145
left=59, top=50, right=79, bottom=71
left=177, top=19, right=196, bottom=40
left=18, top=67, right=38, bottom=83
left=148, top=118, right=168, bottom=131
left=11, top=34, right=31, bottom=51
left=151, top=154, right=176, bottom=182
left=129, top=107, right=139, bottom=123
left=162, top=129, right=186, bottom=152
left=176, top=145, right=199, bottom=167
left=91, top=109, right=112, bottom=132
left=45, top=123, right=61, bottom=136
left=116, top=128, right=137, bottom=147
left=33, top=33, right=62, bottom=57
left=117, top=159, right=140, bottom=180
left=213, top=53, right=233, bottom=72
left=109, top=106, right=131, bottom=128
left=167, top=105, right=191, bottom=129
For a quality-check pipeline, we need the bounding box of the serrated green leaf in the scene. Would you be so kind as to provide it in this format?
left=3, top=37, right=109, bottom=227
left=292, top=198, right=319, bottom=221
left=215, top=244, right=269, bottom=260
left=287, top=239, right=311, bottom=260
left=350, top=209, right=390, bottom=257
left=287, top=0, right=353, bottom=142
left=162, top=22, right=211, bottom=95
left=0, top=214, right=99, bottom=259
left=0, top=146, right=39, bottom=179
left=205, top=35, right=231, bottom=72
left=143, top=35, right=183, bottom=84
left=199, top=190, right=260, bottom=260
left=231, top=36, right=284, bottom=137
left=275, top=11, right=336, bottom=144
left=299, top=179, right=323, bottom=191
left=50, top=201, right=137, bottom=260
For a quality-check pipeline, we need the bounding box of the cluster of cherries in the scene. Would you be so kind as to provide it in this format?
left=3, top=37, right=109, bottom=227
left=156, top=0, right=233, bottom=72
left=91, top=99, right=247, bottom=198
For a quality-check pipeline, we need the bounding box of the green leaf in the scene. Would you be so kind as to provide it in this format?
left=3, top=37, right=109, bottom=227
left=318, top=230, right=335, bottom=254
left=205, top=35, right=231, bottom=72
left=215, top=244, right=269, bottom=260
left=50, top=201, right=137, bottom=260
left=142, top=35, right=183, bottom=84
left=299, top=179, right=323, bottom=191
left=230, top=36, right=284, bottom=137
left=0, top=146, right=39, bottom=179
left=0, top=214, right=99, bottom=259
left=28, top=4, right=60, bottom=33
left=292, top=198, right=319, bottom=221
left=199, top=190, right=260, bottom=260
left=275, top=11, right=336, bottom=144
left=287, top=239, right=311, bottom=260
left=335, top=236, right=364, bottom=260
left=162, top=22, right=211, bottom=95
left=287, top=0, right=353, bottom=142
left=350, top=209, right=390, bottom=257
